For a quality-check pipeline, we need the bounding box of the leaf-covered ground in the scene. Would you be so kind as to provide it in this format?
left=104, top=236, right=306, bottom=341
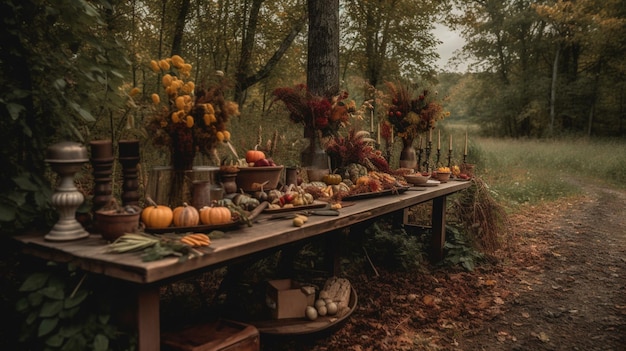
left=258, top=180, right=626, bottom=350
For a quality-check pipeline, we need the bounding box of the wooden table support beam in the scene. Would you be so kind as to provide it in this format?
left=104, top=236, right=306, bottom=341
left=430, top=195, right=447, bottom=262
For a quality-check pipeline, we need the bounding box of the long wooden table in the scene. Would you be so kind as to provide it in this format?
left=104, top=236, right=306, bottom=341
left=15, top=180, right=471, bottom=351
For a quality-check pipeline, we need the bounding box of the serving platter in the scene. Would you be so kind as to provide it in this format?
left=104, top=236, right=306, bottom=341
left=144, top=201, right=267, bottom=234
left=263, top=200, right=328, bottom=214
left=341, top=186, right=409, bottom=201
left=412, top=179, right=440, bottom=187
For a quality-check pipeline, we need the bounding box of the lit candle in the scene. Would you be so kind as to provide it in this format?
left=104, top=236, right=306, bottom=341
left=449, top=135, right=452, bottom=150
left=437, top=130, right=441, bottom=150
left=464, top=131, right=468, bottom=155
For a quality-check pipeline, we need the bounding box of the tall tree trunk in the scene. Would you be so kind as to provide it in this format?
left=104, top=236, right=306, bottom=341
left=307, top=0, right=339, bottom=100
left=171, top=0, right=191, bottom=56
left=549, top=43, right=560, bottom=136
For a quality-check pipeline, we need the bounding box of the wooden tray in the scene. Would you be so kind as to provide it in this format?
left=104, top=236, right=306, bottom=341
left=263, top=200, right=328, bottom=214
left=342, top=186, right=409, bottom=200
left=250, top=287, right=357, bottom=336
left=144, top=202, right=267, bottom=234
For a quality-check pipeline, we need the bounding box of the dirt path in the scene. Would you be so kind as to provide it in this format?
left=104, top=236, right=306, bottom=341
left=261, top=180, right=626, bottom=350
left=455, top=181, right=626, bottom=350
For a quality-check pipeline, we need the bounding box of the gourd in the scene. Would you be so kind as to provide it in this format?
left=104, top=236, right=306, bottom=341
left=245, top=147, right=265, bottom=163
left=199, top=206, right=232, bottom=225
left=141, top=198, right=174, bottom=228
left=322, top=173, right=342, bottom=185
left=172, top=203, right=200, bottom=227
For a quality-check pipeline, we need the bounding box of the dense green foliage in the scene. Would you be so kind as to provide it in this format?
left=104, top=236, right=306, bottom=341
left=445, top=0, right=626, bottom=137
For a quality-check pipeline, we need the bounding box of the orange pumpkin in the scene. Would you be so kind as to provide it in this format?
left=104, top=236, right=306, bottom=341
left=199, top=206, right=232, bottom=225
left=172, top=203, right=200, bottom=227
left=141, top=203, right=173, bottom=229
left=245, top=148, right=265, bottom=163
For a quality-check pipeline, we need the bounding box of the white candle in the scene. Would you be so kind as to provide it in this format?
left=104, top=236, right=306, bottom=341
left=449, top=135, right=452, bottom=150
left=370, top=110, right=374, bottom=132
left=437, top=130, right=441, bottom=150
left=464, top=131, right=468, bottom=155
left=391, top=129, right=394, bottom=144
left=377, top=124, right=381, bottom=144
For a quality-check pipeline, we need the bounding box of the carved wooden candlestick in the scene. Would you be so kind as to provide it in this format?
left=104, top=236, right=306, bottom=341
left=118, top=140, right=140, bottom=206
left=447, top=148, right=453, bottom=168
left=423, top=141, right=432, bottom=173
left=89, top=140, right=114, bottom=212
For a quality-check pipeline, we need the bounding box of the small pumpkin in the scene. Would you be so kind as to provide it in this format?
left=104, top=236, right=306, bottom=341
left=141, top=198, right=173, bottom=228
left=199, top=206, right=232, bottom=225
left=172, top=203, right=200, bottom=227
left=322, top=173, right=342, bottom=185
left=245, top=147, right=265, bottom=163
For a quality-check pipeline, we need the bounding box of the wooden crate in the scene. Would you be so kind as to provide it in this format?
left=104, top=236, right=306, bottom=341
left=161, top=319, right=259, bottom=351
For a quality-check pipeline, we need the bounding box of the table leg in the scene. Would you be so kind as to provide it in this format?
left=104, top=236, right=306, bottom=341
left=137, top=285, right=160, bottom=351
left=431, top=195, right=447, bottom=262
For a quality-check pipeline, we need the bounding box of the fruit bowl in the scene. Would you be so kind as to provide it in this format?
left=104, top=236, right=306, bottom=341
left=236, top=166, right=284, bottom=192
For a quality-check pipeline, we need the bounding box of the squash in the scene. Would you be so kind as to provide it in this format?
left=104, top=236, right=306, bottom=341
left=199, top=206, right=232, bottom=225
left=322, top=173, right=342, bottom=185
left=172, top=203, right=200, bottom=227
left=141, top=198, right=173, bottom=228
left=245, top=147, right=265, bottom=163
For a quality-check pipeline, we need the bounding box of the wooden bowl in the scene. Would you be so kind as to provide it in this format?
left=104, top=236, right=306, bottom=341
left=236, top=166, right=284, bottom=192
left=94, top=206, right=142, bottom=241
left=404, top=174, right=429, bottom=185
left=434, top=172, right=451, bottom=183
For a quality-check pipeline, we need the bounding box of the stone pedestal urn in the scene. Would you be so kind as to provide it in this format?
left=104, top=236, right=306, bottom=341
left=45, top=141, right=90, bottom=241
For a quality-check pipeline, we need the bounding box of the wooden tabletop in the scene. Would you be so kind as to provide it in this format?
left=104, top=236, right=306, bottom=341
left=15, top=181, right=471, bottom=284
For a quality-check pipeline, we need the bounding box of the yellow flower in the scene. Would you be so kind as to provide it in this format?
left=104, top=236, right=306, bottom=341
left=158, top=59, right=170, bottom=71
left=182, top=82, right=194, bottom=94
left=216, top=131, right=225, bottom=141
left=175, top=96, right=186, bottom=111
left=162, top=74, right=173, bottom=87
left=151, top=93, right=160, bottom=104
left=185, top=115, right=194, bottom=128
left=223, top=130, right=231, bottom=140
left=204, top=103, right=215, bottom=114
left=129, top=87, right=140, bottom=97
left=171, top=55, right=185, bottom=69
left=150, top=60, right=160, bottom=72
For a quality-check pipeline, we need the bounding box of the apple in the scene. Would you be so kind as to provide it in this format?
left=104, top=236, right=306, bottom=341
left=254, top=158, right=270, bottom=167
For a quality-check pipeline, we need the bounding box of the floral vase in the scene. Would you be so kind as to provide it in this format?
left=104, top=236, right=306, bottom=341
left=399, top=137, right=417, bottom=169
left=301, top=135, right=329, bottom=170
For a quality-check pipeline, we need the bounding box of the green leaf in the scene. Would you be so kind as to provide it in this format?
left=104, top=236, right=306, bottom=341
left=64, top=289, right=88, bottom=309
left=40, top=300, right=64, bottom=317
left=7, top=102, right=25, bottom=120
left=37, top=318, right=59, bottom=337
left=26, top=311, right=38, bottom=325
left=16, top=297, right=30, bottom=312
left=41, top=286, right=65, bottom=300
left=93, top=334, right=109, bottom=351
left=0, top=202, right=16, bottom=222
left=59, top=306, right=80, bottom=319
left=45, top=333, right=65, bottom=348
left=20, top=273, right=50, bottom=292
left=97, top=314, right=110, bottom=325
left=62, top=334, right=87, bottom=351
left=59, top=324, right=81, bottom=338
left=12, top=174, right=40, bottom=191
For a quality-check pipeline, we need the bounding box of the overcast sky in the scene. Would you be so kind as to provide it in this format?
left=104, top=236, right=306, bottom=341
left=433, top=23, right=468, bottom=72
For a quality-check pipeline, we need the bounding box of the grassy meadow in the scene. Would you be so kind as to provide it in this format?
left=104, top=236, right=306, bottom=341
left=469, top=137, right=626, bottom=210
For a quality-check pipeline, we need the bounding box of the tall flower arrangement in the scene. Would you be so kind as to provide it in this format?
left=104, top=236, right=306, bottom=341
left=145, top=55, right=239, bottom=170
left=383, top=82, right=449, bottom=142
left=271, top=84, right=355, bottom=138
